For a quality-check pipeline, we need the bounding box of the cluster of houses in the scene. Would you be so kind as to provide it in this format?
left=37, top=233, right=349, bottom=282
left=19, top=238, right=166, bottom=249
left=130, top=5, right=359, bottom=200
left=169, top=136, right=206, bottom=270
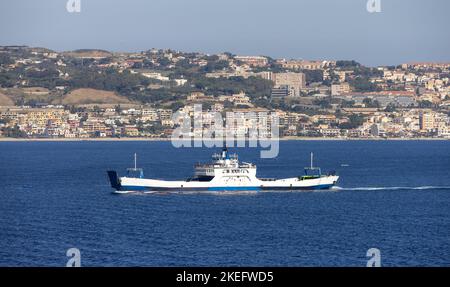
left=1, top=102, right=449, bottom=139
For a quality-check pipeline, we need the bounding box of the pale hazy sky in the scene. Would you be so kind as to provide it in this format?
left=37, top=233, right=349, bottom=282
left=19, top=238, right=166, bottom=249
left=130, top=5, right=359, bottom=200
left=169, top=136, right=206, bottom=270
left=0, top=0, right=449, bottom=66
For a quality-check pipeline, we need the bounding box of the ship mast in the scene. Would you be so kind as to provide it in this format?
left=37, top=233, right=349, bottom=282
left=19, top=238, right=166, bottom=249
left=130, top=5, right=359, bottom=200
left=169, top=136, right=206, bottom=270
left=310, top=152, right=313, bottom=169
left=134, top=153, right=137, bottom=170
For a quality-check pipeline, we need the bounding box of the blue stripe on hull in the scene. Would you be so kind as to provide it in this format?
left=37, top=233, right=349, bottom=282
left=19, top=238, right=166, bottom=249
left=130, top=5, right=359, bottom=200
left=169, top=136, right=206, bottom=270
left=313, top=184, right=334, bottom=190
left=208, top=186, right=260, bottom=192
left=261, top=184, right=334, bottom=191
left=119, top=185, right=148, bottom=191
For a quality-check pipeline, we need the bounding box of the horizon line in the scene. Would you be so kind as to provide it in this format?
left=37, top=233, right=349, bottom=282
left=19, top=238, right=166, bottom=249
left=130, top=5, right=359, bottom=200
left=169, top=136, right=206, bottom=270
left=3, top=44, right=450, bottom=68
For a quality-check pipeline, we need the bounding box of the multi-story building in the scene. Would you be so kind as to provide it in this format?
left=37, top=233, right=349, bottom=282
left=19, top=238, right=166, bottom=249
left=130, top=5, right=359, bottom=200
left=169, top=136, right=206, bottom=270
left=419, top=111, right=435, bottom=131
left=82, top=118, right=107, bottom=136
left=140, top=72, right=170, bottom=81
left=219, top=92, right=251, bottom=106
left=271, top=86, right=291, bottom=99
left=187, top=92, right=215, bottom=102
left=157, top=109, right=173, bottom=121
left=273, top=72, right=305, bottom=97
left=123, top=125, right=139, bottom=137
left=256, top=71, right=274, bottom=81
left=278, top=59, right=325, bottom=70
left=211, top=103, right=224, bottom=113
left=336, top=91, right=416, bottom=107
left=234, top=56, right=268, bottom=67
left=331, top=83, right=351, bottom=96
left=141, top=109, right=158, bottom=122
left=335, top=71, right=348, bottom=83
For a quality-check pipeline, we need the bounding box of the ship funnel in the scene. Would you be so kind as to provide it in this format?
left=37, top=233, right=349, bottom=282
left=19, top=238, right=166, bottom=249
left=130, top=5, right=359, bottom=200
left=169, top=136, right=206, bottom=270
left=222, top=147, right=228, bottom=159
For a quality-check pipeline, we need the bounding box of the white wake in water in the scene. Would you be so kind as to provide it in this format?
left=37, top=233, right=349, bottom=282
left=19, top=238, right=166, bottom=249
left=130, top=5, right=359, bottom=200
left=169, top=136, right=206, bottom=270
left=332, top=186, right=450, bottom=191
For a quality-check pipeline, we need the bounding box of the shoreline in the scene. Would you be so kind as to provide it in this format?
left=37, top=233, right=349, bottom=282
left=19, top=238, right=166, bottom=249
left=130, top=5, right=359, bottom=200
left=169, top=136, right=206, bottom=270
left=0, top=137, right=449, bottom=142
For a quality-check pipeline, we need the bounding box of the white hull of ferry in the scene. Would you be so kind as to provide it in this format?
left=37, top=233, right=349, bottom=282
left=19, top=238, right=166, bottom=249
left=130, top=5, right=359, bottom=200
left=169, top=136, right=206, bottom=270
left=108, top=173, right=339, bottom=193
left=107, top=149, right=339, bottom=193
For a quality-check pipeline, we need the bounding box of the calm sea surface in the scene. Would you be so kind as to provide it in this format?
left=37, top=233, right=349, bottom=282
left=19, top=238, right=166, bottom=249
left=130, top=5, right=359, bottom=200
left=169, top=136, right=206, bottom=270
left=0, top=140, right=449, bottom=266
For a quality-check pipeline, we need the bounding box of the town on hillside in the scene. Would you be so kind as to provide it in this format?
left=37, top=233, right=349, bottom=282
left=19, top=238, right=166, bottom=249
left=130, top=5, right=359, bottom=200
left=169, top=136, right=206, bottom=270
left=0, top=46, right=449, bottom=139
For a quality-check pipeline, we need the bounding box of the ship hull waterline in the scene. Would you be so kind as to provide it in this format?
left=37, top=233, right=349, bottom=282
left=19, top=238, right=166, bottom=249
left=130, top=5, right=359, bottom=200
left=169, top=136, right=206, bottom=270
left=107, top=171, right=339, bottom=194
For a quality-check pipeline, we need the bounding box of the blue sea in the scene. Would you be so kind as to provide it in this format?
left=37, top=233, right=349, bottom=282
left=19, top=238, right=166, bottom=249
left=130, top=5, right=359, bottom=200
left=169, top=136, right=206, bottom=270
left=0, top=140, right=449, bottom=266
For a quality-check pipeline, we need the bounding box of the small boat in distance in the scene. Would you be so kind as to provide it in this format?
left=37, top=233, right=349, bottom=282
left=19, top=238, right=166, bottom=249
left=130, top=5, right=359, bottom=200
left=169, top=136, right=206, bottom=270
left=107, top=148, right=339, bottom=193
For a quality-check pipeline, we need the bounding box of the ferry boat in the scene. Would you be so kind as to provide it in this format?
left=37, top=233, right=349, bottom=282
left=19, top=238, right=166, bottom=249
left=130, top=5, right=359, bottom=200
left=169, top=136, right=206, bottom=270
left=107, top=148, right=339, bottom=193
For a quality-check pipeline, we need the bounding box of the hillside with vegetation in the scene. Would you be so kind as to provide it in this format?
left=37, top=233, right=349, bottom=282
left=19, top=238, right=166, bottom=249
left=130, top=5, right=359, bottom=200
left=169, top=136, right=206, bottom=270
left=0, top=91, right=14, bottom=106
left=58, top=88, right=132, bottom=105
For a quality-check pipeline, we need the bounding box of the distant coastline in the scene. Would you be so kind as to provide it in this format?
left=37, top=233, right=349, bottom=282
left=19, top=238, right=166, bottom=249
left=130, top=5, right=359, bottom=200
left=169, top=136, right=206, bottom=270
left=1, top=137, right=449, bottom=142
